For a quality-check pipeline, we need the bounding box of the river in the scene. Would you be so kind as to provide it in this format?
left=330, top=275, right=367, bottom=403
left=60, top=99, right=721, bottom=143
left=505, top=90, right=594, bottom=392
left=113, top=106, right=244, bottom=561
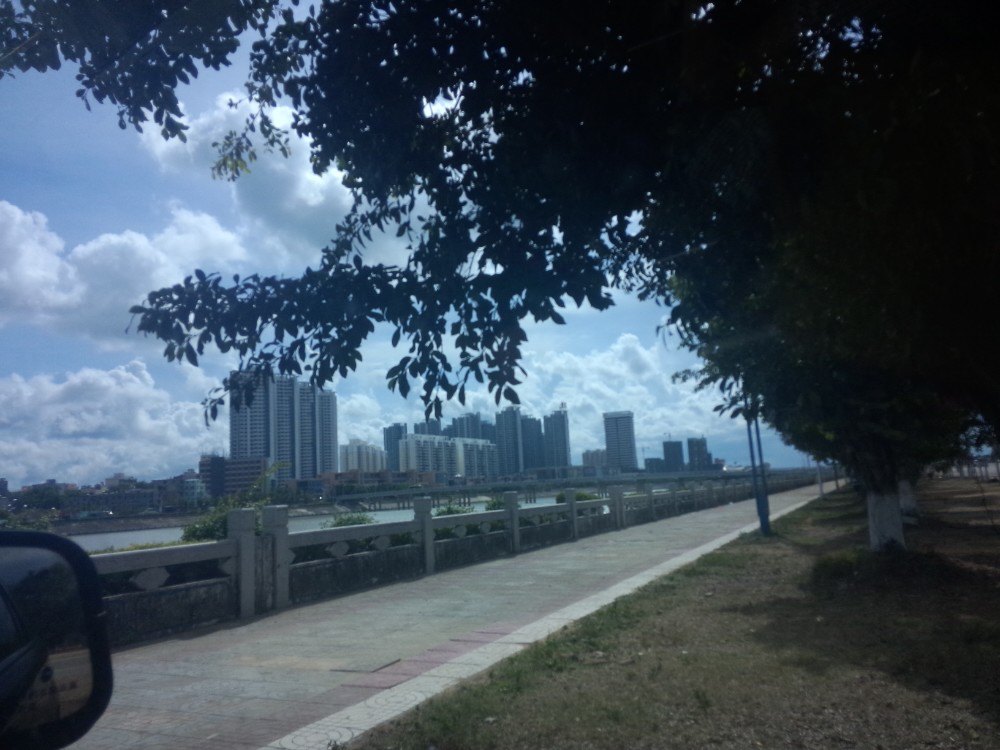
left=69, top=497, right=560, bottom=553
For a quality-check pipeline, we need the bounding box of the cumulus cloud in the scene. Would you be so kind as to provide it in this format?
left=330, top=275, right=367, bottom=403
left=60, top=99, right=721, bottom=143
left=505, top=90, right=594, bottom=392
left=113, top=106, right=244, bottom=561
left=0, top=199, right=252, bottom=344
left=140, top=93, right=409, bottom=268
left=0, top=361, right=226, bottom=488
left=0, top=201, right=81, bottom=323
left=509, top=333, right=733, bottom=458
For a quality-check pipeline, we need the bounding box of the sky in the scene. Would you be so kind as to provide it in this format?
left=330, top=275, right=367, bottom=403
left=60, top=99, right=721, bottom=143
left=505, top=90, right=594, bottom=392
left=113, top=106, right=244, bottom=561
left=0, top=51, right=807, bottom=490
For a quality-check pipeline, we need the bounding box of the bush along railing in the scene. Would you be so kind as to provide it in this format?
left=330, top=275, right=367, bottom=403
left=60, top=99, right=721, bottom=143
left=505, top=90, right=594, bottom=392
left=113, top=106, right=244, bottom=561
left=91, top=471, right=825, bottom=646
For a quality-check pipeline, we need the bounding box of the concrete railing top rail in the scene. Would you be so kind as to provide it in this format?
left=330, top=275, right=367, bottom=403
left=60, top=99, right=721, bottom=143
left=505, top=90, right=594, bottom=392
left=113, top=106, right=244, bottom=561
left=92, top=538, right=237, bottom=575
left=289, top=519, right=419, bottom=549
left=429, top=509, right=506, bottom=529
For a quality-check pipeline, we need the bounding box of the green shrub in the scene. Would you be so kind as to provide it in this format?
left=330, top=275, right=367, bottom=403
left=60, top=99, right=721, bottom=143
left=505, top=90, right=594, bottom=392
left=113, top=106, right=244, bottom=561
left=181, top=466, right=281, bottom=541
left=322, top=512, right=375, bottom=528
left=434, top=503, right=474, bottom=516
left=0, top=510, right=56, bottom=532
left=554, top=491, right=598, bottom=504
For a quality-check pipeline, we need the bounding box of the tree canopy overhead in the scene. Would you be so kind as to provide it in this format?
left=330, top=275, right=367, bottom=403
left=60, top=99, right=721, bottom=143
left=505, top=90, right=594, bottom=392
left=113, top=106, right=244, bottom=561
left=5, top=1, right=999, bottom=545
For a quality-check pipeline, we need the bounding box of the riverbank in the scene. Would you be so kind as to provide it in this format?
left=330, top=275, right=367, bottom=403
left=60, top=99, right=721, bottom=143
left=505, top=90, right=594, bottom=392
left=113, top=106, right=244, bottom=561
left=353, top=479, right=1000, bottom=750
left=53, top=513, right=204, bottom=536
left=52, top=502, right=363, bottom=536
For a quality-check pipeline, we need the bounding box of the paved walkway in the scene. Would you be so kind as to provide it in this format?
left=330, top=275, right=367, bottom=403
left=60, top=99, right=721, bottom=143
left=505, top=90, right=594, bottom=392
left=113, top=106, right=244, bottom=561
left=71, top=484, right=825, bottom=750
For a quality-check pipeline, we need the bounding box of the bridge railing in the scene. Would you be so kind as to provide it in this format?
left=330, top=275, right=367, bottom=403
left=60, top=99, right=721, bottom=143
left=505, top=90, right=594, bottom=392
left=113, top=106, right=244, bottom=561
left=92, top=470, right=826, bottom=646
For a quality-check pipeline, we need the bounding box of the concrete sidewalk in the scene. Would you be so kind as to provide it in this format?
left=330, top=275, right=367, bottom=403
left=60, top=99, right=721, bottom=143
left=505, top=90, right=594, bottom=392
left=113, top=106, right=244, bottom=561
left=71, top=484, right=824, bottom=750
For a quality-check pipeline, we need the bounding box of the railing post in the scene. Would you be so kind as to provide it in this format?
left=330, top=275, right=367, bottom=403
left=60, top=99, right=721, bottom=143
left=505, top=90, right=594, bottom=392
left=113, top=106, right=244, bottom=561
left=610, top=486, right=625, bottom=529
left=415, top=496, right=435, bottom=574
left=227, top=508, right=256, bottom=619
left=504, top=491, right=520, bottom=554
left=564, top=487, right=579, bottom=540
left=262, top=505, right=290, bottom=610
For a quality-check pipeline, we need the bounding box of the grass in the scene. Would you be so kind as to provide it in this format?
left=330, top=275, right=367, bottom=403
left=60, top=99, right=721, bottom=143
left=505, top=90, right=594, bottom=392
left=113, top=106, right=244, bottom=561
left=352, top=481, right=1000, bottom=750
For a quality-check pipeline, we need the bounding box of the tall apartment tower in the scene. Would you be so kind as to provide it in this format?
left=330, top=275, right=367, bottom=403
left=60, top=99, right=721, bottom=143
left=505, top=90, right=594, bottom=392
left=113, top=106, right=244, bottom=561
left=495, top=406, right=524, bottom=476
left=229, top=372, right=276, bottom=462
left=228, top=372, right=338, bottom=481
left=603, top=411, right=638, bottom=472
left=520, top=415, right=545, bottom=470
left=413, top=418, right=442, bottom=435
left=451, top=412, right=484, bottom=440
left=543, top=403, right=571, bottom=468
left=383, top=422, right=408, bottom=471
left=340, top=439, right=387, bottom=472
left=687, top=437, right=711, bottom=471
left=317, top=391, right=338, bottom=474
left=398, top=434, right=455, bottom=476
left=272, top=377, right=298, bottom=482
left=663, top=440, right=685, bottom=472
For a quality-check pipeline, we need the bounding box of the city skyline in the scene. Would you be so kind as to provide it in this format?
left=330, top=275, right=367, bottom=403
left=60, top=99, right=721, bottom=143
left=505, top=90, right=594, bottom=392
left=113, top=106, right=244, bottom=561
left=1, top=391, right=781, bottom=491
left=0, top=61, right=807, bottom=490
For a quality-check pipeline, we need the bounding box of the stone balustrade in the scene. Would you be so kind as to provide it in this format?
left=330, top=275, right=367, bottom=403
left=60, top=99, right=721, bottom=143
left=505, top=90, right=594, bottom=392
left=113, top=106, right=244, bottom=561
left=92, top=471, right=823, bottom=646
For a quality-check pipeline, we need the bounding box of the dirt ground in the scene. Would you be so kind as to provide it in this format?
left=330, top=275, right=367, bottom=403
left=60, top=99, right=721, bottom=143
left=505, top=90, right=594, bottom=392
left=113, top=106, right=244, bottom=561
left=353, top=479, right=1000, bottom=750
left=909, top=478, right=1000, bottom=576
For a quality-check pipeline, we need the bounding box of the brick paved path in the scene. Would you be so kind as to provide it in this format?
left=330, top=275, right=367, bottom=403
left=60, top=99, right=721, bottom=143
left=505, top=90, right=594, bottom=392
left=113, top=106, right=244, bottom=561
left=70, top=484, right=825, bottom=750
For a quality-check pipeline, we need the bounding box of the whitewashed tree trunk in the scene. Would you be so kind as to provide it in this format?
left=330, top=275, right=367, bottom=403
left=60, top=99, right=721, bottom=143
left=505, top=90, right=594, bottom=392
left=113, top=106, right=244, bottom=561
left=898, top=479, right=918, bottom=522
left=866, top=490, right=906, bottom=550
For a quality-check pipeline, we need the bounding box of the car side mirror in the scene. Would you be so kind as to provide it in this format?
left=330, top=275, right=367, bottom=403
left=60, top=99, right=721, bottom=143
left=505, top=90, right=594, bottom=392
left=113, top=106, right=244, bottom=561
left=0, top=531, right=113, bottom=749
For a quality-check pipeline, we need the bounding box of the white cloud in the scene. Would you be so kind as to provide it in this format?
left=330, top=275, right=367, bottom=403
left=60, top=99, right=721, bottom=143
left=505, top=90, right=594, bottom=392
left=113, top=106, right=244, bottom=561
left=0, top=361, right=226, bottom=488
left=511, top=333, right=734, bottom=458
left=0, top=200, right=251, bottom=345
left=0, top=201, right=81, bottom=323
left=140, top=93, right=408, bottom=268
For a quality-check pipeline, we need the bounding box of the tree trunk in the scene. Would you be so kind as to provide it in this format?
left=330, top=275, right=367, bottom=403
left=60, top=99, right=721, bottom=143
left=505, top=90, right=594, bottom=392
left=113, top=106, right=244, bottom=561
left=866, top=490, right=906, bottom=550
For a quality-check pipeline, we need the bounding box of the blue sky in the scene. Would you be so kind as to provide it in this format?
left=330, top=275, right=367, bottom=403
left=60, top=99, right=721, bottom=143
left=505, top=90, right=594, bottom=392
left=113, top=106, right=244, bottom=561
left=0, top=54, right=806, bottom=489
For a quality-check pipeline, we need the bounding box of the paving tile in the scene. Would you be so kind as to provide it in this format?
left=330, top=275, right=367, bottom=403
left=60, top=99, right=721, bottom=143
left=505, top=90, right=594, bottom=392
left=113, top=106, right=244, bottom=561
left=74, top=488, right=820, bottom=750
left=339, top=671, right=412, bottom=689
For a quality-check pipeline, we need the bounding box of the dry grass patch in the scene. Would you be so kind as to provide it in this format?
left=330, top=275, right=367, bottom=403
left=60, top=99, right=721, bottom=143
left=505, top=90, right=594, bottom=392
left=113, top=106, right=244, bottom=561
left=351, top=484, right=1000, bottom=750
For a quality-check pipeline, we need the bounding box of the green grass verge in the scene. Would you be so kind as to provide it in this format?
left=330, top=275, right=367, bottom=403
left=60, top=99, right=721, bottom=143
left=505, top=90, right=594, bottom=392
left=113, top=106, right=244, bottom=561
left=352, top=489, right=1000, bottom=750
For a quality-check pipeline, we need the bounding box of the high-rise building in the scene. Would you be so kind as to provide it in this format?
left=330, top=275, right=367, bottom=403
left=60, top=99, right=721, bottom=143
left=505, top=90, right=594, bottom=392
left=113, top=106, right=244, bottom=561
left=451, top=412, right=484, bottom=440
left=397, top=434, right=497, bottom=479
left=543, top=404, right=571, bottom=468
left=687, top=437, right=711, bottom=471
left=383, top=422, right=408, bottom=471
left=521, top=415, right=545, bottom=470
left=398, top=434, right=455, bottom=476
left=480, top=421, right=496, bottom=444
left=413, top=419, right=442, bottom=436
left=582, top=449, right=607, bottom=468
left=495, top=406, right=524, bottom=476
left=453, top=438, right=498, bottom=479
left=317, top=391, right=339, bottom=474
left=340, top=439, right=387, bottom=472
left=0, top=477, right=8, bottom=497
left=296, top=383, right=317, bottom=479
left=271, top=377, right=298, bottom=482
left=229, top=372, right=275, bottom=463
left=603, top=411, right=638, bottom=472
left=645, top=457, right=667, bottom=472
left=229, top=372, right=338, bottom=481
left=662, top=440, right=685, bottom=472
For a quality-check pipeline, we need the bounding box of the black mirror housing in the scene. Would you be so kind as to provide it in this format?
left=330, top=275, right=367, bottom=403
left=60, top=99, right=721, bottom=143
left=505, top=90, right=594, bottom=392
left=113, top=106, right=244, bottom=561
left=0, top=531, right=113, bottom=749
